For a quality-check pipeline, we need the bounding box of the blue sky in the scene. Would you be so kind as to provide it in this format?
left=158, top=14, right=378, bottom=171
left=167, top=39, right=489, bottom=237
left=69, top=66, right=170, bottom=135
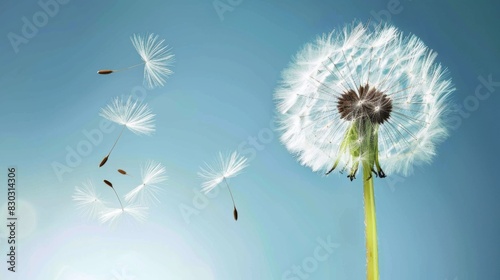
left=0, top=0, right=499, bottom=279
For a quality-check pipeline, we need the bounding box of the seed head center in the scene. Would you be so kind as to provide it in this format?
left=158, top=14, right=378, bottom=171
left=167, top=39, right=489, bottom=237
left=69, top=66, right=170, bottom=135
left=337, top=84, right=392, bottom=124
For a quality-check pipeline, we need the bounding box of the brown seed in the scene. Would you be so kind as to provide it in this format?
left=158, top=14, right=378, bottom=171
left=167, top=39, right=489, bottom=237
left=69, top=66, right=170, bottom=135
left=99, top=155, right=109, bottom=167
left=103, top=180, right=113, bottom=188
left=233, top=207, right=238, bottom=221
left=118, top=169, right=127, bottom=175
left=97, top=69, right=113, bottom=75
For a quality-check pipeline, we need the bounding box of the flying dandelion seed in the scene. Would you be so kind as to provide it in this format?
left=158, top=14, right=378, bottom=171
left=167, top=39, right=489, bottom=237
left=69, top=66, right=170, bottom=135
left=198, top=151, right=248, bottom=221
left=275, top=22, right=454, bottom=280
left=72, top=180, right=107, bottom=220
left=98, top=96, right=155, bottom=167
left=103, top=179, right=113, bottom=188
left=99, top=204, right=149, bottom=226
left=103, top=179, right=124, bottom=211
left=117, top=169, right=128, bottom=175
left=124, top=160, right=167, bottom=206
left=97, top=33, right=174, bottom=89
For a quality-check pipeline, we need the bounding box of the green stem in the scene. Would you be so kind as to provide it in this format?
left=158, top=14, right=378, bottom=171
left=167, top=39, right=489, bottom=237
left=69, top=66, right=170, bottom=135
left=363, top=162, right=379, bottom=280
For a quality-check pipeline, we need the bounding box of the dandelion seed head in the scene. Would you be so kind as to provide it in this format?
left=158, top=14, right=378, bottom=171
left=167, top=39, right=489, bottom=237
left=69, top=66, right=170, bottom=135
left=275, top=22, right=454, bottom=176
left=141, top=160, right=167, bottom=186
left=72, top=180, right=106, bottom=221
left=100, top=96, right=155, bottom=135
left=198, top=151, right=248, bottom=194
left=131, top=33, right=174, bottom=89
left=99, top=205, right=148, bottom=226
left=124, top=160, right=167, bottom=206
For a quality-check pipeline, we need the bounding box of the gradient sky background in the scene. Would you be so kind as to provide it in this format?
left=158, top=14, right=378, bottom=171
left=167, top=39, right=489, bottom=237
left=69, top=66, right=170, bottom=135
left=0, top=0, right=499, bottom=279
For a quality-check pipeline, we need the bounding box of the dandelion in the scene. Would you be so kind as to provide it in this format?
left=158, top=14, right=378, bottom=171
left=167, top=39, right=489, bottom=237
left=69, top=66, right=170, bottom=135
left=99, top=204, right=149, bottom=226
left=124, top=160, right=167, bottom=206
left=97, top=33, right=174, bottom=89
left=198, top=151, right=248, bottom=221
left=275, top=22, right=454, bottom=280
left=72, top=180, right=106, bottom=220
left=98, top=96, right=155, bottom=167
